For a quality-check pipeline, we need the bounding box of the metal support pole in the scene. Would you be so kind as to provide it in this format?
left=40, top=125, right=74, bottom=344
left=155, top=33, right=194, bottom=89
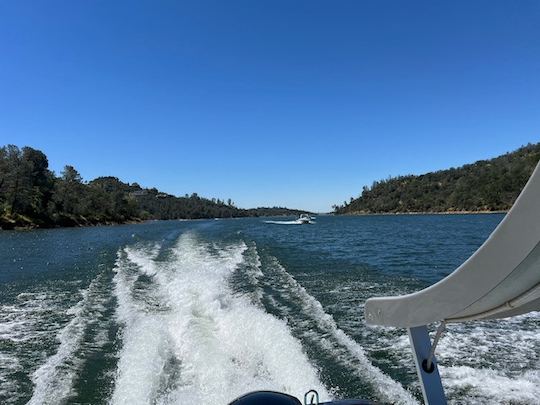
left=408, top=325, right=447, bottom=405
left=426, top=321, right=446, bottom=371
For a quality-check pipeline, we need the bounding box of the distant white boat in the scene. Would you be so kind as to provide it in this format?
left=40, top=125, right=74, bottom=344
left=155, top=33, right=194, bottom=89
left=263, top=214, right=315, bottom=225
left=297, top=214, right=314, bottom=224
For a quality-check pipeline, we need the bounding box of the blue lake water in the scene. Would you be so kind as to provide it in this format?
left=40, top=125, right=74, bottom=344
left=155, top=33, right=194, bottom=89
left=0, top=214, right=538, bottom=404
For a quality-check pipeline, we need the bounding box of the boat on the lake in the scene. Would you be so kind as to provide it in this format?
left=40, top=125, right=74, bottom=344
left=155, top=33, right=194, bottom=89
left=297, top=214, right=313, bottom=224
left=263, top=215, right=315, bottom=225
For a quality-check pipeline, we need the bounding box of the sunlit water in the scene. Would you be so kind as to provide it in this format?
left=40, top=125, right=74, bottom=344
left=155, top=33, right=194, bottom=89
left=0, top=215, right=538, bottom=404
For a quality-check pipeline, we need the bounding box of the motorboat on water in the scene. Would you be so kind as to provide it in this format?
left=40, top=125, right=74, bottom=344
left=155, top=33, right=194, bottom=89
left=230, top=161, right=540, bottom=404
left=297, top=214, right=313, bottom=224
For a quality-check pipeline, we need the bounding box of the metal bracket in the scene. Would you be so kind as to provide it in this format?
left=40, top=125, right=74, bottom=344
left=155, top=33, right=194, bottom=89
left=408, top=325, right=447, bottom=404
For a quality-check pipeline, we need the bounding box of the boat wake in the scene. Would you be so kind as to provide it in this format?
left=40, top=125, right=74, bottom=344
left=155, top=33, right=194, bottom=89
left=28, top=276, right=110, bottom=405
left=110, top=233, right=329, bottom=404
left=264, top=220, right=308, bottom=225
left=0, top=273, right=114, bottom=405
left=361, top=307, right=540, bottom=404
left=7, top=230, right=536, bottom=405
left=254, top=255, right=418, bottom=404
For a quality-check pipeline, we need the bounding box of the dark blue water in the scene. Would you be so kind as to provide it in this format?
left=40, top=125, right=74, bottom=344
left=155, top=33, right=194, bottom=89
left=0, top=215, right=538, bottom=404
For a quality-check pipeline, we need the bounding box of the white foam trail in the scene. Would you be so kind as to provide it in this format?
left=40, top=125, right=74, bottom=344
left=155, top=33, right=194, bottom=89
left=243, top=243, right=264, bottom=280
left=111, top=246, right=172, bottom=404
left=0, top=315, right=28, bottom=342
left=435, top=314, right=540, bottom=404
left=442, top=366, right=540, bottom=404
left=0, top=291, right=68, bottom=404
left=264, top=220, right=307, bottom=225
left=0, top=292, right=61, bottom=344
left=0, top=353, right=20, bottom=403
left=28, top=277, right=106, bottom=405
left=266, top=257, right=418, bottom=405
left=238, top=243, right=264, bottom=305
left=352, top=300, right=540, bottom=403
left=123, top=243, right=161, bottom=277
left=111, top=234, right=330, bottom=405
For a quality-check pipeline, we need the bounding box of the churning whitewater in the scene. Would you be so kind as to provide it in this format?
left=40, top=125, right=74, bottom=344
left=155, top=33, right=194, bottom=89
left=111, top=233, right=332, bottom=404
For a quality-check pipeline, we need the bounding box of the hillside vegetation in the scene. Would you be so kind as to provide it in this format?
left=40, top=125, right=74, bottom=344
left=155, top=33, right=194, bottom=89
left=0, top=145, right=306, bottom=229
left=334, top=143, right=540, bottom=215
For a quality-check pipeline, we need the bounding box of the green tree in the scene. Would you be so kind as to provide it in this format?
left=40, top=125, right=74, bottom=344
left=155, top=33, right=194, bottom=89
left=22, top=147, right=54, bottom=218
left=52, top=165, right=85, bottom=216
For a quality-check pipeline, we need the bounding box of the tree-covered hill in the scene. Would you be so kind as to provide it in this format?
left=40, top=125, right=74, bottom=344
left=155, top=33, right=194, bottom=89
left=0, top=145, right=308, bottom=229
left=334, top=142, right=540, bottom=215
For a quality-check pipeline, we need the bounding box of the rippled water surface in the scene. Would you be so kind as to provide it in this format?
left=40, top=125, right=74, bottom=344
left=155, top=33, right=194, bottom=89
left=0, top=215, right=538, bottom=404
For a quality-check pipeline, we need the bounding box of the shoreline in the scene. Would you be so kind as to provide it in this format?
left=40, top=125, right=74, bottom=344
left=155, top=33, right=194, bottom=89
left=338, top=210, right=507, bottom=216
left=0, top=218, right=147, bottom=231
left=0, top=213, right=302, bottom=231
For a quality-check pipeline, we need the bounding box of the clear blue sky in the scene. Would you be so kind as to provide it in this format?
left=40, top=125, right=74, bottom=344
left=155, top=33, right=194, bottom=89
left=1, top=1, right=539, bottom=212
